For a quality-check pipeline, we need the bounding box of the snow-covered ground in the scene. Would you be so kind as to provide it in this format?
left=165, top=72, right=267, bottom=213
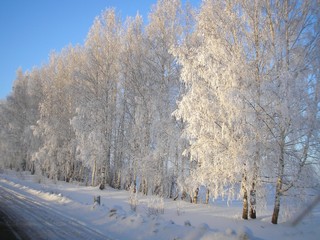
left=0, top=170, right=319, bottom=240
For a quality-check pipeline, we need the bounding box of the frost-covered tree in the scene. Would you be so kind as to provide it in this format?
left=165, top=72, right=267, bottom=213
left=0, top=68, right=43, bottom=173
left=33, top=48, right=77, bottom=182
left=0, top=69, right=32, bottom=170
left=259, top=0, right=320, bottom=224
left=120, top=14, right=151, bottom=192
left=71, top=9, right=122, bottom=188
left=118, top=0, right=186, bottom=197
left=22, top=69, right=44, bottom=175
left=172, top=0, right=258, bottom=217
left=143, top=0, right=184, bottom=197
left=0, top=100, right=12, bottom=169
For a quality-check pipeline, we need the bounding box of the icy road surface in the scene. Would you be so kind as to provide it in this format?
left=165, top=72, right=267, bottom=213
left=0, top=183, right=110, bottom=240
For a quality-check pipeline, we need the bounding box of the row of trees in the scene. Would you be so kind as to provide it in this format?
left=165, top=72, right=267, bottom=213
left=0, top=0, right=319, bottom=224
left=1, top=0, right=187, bottom=197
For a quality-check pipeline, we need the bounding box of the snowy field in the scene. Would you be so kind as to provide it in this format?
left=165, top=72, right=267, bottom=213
left=0, top=170, right=319, bottom=240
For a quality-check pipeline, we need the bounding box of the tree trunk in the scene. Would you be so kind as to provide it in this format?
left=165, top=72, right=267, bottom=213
left=272, top=164, right=284, bottom=224
left=105, top=147, right=111, bottom=185
left=205, top=189, right=210, bottom=204
left=30, top=161, right=35, bottom=175
left=100, top=166, right=106, bottom=190
left=249, top=182, right=257, bottom=219
left=249, top=191, right=256, bottom=218
left=242, top=189, right=248, bottom=219
left=242, top=174, right=248, bottom=220
left=181, top=190, right=187, bottom=201
left=252, top=0, right=260, bottom=221
left=91, top=159, right=96, bottom=186
left=169, top=179, right=174, bottom=199
left=271, top=178, right=281, bottom=224
left=143, top=178, right=148, bottom=195
left=113, top=170, right=121, bottom=189
left=249, top=153, right=258, bottom=219
left=193, top=187, right=199, bottom=204
left=139, top=177, right=148, bottom=196
left=133, top=178, right=137, bottom=193
left=272, top=136, right=285, bottom=224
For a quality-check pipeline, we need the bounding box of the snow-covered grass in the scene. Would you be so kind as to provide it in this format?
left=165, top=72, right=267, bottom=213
left=0, top=170, right=319, bottom=240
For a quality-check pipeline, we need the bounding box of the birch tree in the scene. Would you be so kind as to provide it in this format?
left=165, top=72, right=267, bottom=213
left=172, top=0, right=256, bottom=216
left=33, top=48, right=77, bottom=182
left=260, top=0, right=320, bottom=224
left=0, top=69, right=33, bottom=171
left=121, top=14, right=151, bottom=192
left=0, top=68, right=43, bottom=174
left=144, top=0, right=184, bottom=197
left=71, top=9, right=122, bottom=188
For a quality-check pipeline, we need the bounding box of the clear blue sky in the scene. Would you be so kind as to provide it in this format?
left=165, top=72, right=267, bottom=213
left=0, top=0, right=200, bottom=100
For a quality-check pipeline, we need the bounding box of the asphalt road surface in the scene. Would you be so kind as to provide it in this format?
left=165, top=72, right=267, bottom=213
left=0, top=183, right=111, bottom=240
left=0, top=209, right=27, bottom=240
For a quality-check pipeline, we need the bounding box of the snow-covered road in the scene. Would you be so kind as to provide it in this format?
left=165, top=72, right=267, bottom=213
left=0, top=183, right=111, bottom=240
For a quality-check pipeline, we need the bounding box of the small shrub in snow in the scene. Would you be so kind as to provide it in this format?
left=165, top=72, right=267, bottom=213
left=93, top=195, right=101, bottom=205
left=225, top=228, right=236, bottom=236
left=17, top=171, right=25, bottom=180
left=129, top=183, right=139, bottom=212
left=91, top=196, right=104, bottom=210
left=198, top=223, right=209, bottom=231
left=184, top=220, right=191, bottom=226
left=99, top=183, right=105, bottom=190
left=237, top=227, right=251, bottom=240
left=34, top=175, right=42, bottom=184
left=146, top=195, right=164, bottom=217
left=109, top=208, right=117, bottom=217
left=108, top=205, right=126, bottom=219
left=92, top=201, right=100, bottom=209
left=238, top=232, right=249, bottom=240
left=176, top=200, right=184, bottom=216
